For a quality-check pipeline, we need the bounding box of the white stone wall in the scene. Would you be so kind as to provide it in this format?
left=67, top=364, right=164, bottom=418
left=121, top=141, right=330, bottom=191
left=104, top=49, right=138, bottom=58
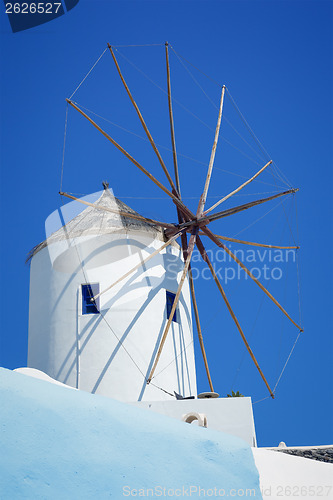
left=132, top=397, right=257, bottom=446
left=28, top=230, right=197, bottom=402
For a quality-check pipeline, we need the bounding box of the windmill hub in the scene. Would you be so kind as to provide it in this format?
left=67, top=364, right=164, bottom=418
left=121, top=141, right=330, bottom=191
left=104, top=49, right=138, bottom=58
left=164, top=215, right=211, bottom=239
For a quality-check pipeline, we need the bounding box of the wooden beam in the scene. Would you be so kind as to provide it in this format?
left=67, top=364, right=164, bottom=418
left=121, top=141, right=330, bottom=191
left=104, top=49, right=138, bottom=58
left=197, top=86, right=226, bottom=217
left=108, top=44, right=176, bottom=192
left=203, top=160, right=272, bottom=216
left=207, top=188, right=298, bottom=223
left=180, top=229, right=214, bottom=392
left=170, top=188, right=298, bottom=234
left=201, top=226, right=303, bottom=331
left=196, top=236, right=275, bottom=399
left=147, top=227, right=198, bottom=383
left=175, top=199, right=214, bottom=390
left=93, top=229, right=185, bottom=301
left=165, top=42, right=181, bottom=196
left=65, top=99, right=194, bottom=221
left=59, top=191, right=175, bottom=230
left=200, top=233, right=299, bottom=250
left=188, top=266, right=214, bottom=391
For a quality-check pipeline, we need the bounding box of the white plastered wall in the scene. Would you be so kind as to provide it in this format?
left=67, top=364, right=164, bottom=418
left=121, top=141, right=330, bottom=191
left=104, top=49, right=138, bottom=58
left=28, top=230, right=197, bottom=402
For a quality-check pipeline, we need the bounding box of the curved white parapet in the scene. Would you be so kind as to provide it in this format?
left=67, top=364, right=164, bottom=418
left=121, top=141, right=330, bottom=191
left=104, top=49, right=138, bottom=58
left=14, top=367, right=76, bottom=389
left=182, top=412, right=208, bottom=428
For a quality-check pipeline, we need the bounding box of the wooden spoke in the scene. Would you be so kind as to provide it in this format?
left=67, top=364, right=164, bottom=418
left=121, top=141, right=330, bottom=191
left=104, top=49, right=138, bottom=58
left=147, top=227, right=198, bottom=383
left=188, top=266, right=214, bottom=391
left=202, top=233, right=299, bottom=250
left=59, top=191, right=176, bottom=229
left=170, top=189, right=297, bottom=234
left=66, top=99, right=194, bottom=220
left=203, top=160, right=272, bottom=216
left=173, top=201, right=214, bottom=389
left=180, top=230, right=214, bottom=391
left=196, top=235, right=275, bottom=398
left=165, top=42, right=181, bottom=196
left=197, top=85, right=226, bottom=217
left=93, top=229, right=186, bottom=301
left=206, top=188, right=298, bottom=223
left=201, top=226, right=303, bottom=331
left=108, top=44, right=176, bottom=192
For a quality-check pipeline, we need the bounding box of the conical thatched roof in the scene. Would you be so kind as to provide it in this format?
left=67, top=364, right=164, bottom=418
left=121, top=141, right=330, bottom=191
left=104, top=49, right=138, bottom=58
left=26, top=188, right=163, bottom=263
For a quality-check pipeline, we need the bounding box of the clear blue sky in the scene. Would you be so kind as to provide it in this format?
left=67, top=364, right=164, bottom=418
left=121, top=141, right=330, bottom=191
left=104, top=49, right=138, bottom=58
left=1, top=0, right=332, bottom=448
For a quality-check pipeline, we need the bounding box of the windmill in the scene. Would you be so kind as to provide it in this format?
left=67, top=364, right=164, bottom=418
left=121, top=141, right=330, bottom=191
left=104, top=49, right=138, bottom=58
left=59, top=42, right=303, bottom=400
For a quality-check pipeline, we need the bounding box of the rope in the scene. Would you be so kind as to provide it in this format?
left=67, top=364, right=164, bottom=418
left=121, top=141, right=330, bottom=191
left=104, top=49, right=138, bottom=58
left=225, top=89, right=273, bottom=163
left=269, top=156, right=298, bottom=247
left=264, top=170, right=303, bottom=355
left=223, top=116, right=266, bottom=164
left=69, top=48, right=108, bottom=100
left=296, top=252, right=303, bottom=327
left=271, top=161, right=293, bottom=191
left=230, top=195, right=295, bottom=387
left=98, top=312, right=148, bottom=381
left=221, top=136, right=265, bottom=167
left=153, top=339, right=194, bottom=379
left=272, top=330, right=302, bottom=393
left=93, top=302, right=177, bottom=398
left=171, top=48, right=267, bottom=166
left=64, top=190, right=281, bottom=201
left=170, top=45, right=222, bottom=88
left=120, top=191, right=281, bottom=200
left=73, top=100, right=285, bottom=188
left=275, top=224, right=292, bottom=380
left=114, top=48, right=215, bottom=132
left=294, top=197, right=303, bottom=328
left=149, top=382, right=175, bottom=397
left=232, top=196, right=288, bottom=237
left=216, top=169, right=284, bottom=188
left=226, top=89, right=292, bottom=189
left=59, top=104, right=68, bottom=193
left=171, top=48, right=220, bottom=110
left=279, top=192, right=298, bottom=247
left=253, top=396, right=271, bottom=404
left=231, top=295, right=265, bottom=389
left=110, top=43, right=164, bottom=48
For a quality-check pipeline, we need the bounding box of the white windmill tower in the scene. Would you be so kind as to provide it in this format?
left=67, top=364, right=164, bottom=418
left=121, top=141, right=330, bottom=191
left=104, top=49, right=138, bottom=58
left=27, top=183, right=197, bottom=402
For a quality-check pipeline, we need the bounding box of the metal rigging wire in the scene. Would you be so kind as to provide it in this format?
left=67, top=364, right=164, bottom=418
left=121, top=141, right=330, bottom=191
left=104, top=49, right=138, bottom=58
left=69, top=47, right=108, bottom=100
left=69, top=99, right=286, bottom=189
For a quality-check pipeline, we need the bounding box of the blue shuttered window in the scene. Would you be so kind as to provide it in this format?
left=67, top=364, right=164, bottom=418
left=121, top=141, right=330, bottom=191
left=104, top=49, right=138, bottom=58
left=166, top=290, right=179, bottom=323
left=82, top=284, right=100, bottom=315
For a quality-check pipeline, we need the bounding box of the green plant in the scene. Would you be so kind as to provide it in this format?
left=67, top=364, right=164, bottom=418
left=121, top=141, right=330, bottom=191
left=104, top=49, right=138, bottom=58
left=227, top=390, right=244, bottom=397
